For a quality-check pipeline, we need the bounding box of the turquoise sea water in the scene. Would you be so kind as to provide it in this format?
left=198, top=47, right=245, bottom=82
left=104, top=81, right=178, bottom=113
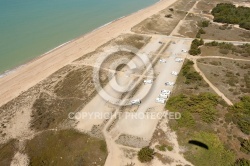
left=0, top=0, right=158, bottom=74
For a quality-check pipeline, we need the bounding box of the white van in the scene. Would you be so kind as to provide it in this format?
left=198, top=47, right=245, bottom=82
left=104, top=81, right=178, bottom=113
left=156, top=98, right=166, bottom=104
left=165, top=82, right=175, bottom=86
left=144, top=79, right=153, bottom=84
left=159, top=93, right=168, bottom=99
left=130, top=99, right=141, bottom=105
left=161, top=89, right=171, bottom=95
left=171, top=71, right=178, bottom=76
left=159, top=59, right=167, bottom=63
left=175, top=58, right=183, bottom=62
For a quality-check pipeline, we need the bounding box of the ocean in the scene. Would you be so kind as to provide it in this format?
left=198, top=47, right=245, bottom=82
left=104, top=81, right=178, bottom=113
left=0, top=0, right=158, bottom=74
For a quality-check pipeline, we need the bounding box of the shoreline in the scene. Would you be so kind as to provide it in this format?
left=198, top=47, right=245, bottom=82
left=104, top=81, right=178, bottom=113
left=0, top=3, right=154, bottom=78
left=0, top=0, right=177, bottom=107
left=0, top=16, right=122, bottom=78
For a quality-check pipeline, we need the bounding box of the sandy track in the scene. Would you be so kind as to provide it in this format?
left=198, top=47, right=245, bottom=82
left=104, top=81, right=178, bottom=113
left=0, top=0, right=177, bottom=107
left=189, top=55, right=250, bottom=105
left=188, top=55, right=234, bottom=106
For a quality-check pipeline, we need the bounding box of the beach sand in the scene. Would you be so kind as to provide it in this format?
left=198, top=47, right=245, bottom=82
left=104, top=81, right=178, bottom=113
left=0, top=0, right=177, bottom=107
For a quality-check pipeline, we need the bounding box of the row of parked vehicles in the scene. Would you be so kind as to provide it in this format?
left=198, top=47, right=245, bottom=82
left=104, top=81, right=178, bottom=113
left=129, top=57, right=183, bottom=105
left=131, top=80, right=175, bottom=105
left=155, top=89, right=171, bottom=104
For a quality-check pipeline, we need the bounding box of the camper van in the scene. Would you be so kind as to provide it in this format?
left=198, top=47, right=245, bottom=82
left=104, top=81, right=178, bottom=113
left=175, top=58, right=183, bottom=62
left=156, top=98, right=166, bottom=104
left=159, top=59, right=167, bottom=63
left=130, top=99, right=141, bottom=105
left=165, top=82, right=175, bottom=86
left=171, top=71, right=178, bottom=76
left=144, top=79, right=153, bottom=84
left=159, top=93, right=168, bottom=99
left=161, top=89, right=171, bottom=95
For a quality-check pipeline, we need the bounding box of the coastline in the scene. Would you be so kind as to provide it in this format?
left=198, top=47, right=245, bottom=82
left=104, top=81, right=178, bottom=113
left=0, top=0, right=177, bottom=107
left=0, top=17, right=117, bottom=78
left=0, top=13, right=134, bottom=78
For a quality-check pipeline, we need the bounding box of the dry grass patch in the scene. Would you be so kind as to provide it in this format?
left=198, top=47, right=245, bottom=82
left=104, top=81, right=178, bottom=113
left=25, top=129, right=107, bottom=166
left=99, top=51, right=136, bottom=71
left=197, top=58, right=250, bottom=103
left=172, top=60, right=211, bottom=96
left=169, top=0, right=197, bottom=12
left=31, top=66, right=109, bottom=131
left=0, top=139, right=17, bottom=166
left=132, top=10, right=186, bottom=35
left=75, top=34, right=151, bottom=63
left=114, top=34, right=151, bottom=49
left=202, top=42, right=250, bottom=59
left=31, top=93, right=82, bottom=130
left=176, top=20, right=198, bottom=38
left=201, top=23, right=250, bottom=41
left=155, top=153, right=173, bottom=165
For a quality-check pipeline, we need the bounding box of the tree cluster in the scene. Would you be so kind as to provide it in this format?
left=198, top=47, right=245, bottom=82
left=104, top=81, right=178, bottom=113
left=189, top=38, right=204, bottom=55
left=137, top=147, right=154, bottom=163
left=211, top=3, right=250, bottom=30
left=227, top=96, right=250, bottom=135
left=196, top=28, right=206, bottom=38
left=198, top=20, right=210, bottom=27
left=182, top=60, right=202, bottom=84
left=166, top=92, right=219, bottom=126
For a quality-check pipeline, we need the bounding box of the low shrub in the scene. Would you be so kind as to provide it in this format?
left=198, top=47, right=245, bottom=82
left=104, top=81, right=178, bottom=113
left=138, top=147, right=155, bottom=163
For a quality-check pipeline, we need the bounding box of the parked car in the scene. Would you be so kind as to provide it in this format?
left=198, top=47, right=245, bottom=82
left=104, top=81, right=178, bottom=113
left=130, top=99, right=141, bottom=105
left=171, top=71, right=178, bottom=76
left=165, top=82, right=175, bottom=86
left=159, top=93, right=168, bottom=99
left=144, top=79, right=153, bottom=84
left=161, top=89, right=171, bottom=95
left=175, top=58, right=183, bottom=62
left=155, top=97, right=166, bottom=104
left=159, top=59, right=167, bottom=63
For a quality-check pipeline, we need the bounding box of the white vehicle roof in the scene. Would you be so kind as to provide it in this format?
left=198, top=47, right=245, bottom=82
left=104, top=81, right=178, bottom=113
left=165, top=82, right=175, bottom=85
left=156, top=98, right=166, bottom=104
left=171, top=71, right=178, bottom=75
left=161, top=89, right=171, bottom=94
left=144, top=79, right=153, bottom=83
left=175, top=58, right=183, bottom=61
left=159, top=93, right=168, bottom=99
left=131, top=99, right=141, bottom=103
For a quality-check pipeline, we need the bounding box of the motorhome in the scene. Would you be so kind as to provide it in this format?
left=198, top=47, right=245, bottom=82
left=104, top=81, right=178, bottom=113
left=165, top=82, right=175, bottom=86
left=143, top=79, right=153, bottom=84
left=159, top=93, right=168, bottom=99
left=161, top=89, right=171, bottom=95
left=155, top=97, right=166, bottom=104
left=130, top=99, right=141, bottom=105
left=171, top=71, right=178, bottom=76
left=159, top=59, right=167, bottom=63
left=175, top=58, right=183, bottom=62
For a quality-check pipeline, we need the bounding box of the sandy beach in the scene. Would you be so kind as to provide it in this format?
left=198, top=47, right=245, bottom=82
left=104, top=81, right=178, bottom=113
left=0, top=0, right=177, bottom=107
